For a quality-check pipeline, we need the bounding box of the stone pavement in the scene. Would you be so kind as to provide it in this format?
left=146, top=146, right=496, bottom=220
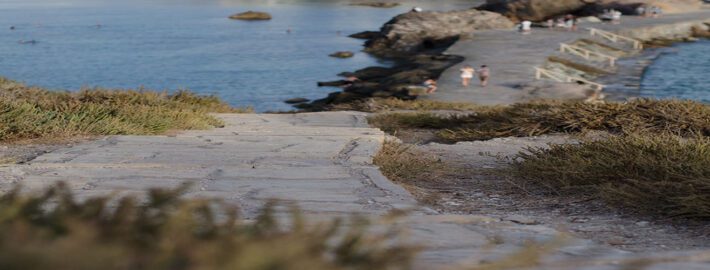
left=0, top=112, right=708, bottom=269
left=426, top=10, right=710, bottom=105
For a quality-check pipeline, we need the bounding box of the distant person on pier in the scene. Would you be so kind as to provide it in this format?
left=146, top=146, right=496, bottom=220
left=423, top=78, right=437, bottom=93
left=651, top=6, right=663, bottom=18
left=611, top=9, right=622, bottom=24
left=636, top=6, right=646, bottom=16
left=460, top=65, right=475, bottom=87
left=519, top=20, right=532, bottom=34
left=478, top=65, right=490, bottom=87
left=555, top=17, right=566, bottom=28
left=563, top=15, right=578, bottom=31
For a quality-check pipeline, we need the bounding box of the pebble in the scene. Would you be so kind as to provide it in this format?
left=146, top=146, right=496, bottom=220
left=570, top=217, right=590, bottom=223
left=506, top=215, right=539, bottom=225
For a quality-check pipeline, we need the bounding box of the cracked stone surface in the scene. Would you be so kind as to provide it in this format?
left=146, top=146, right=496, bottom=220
left=0, top=111, right=707, bottom=269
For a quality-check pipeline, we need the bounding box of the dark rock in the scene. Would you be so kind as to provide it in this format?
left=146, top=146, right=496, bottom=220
left=349, top=2, right=400, bottom=8
left=331, top=92, right=367, bottom=103
left=692, top=25, right=710, bottom=38
left=349, top=31, right=382, bottom=40
left=364, top=9, right=514, bottom=57
left=229, top=11, right=272, bottom=21
left=338, top=66, right=406, bottom=81
left=372, top=91, right=394, bottom=98
left=379, top=69, right=433, bottom=85
left=329, top=51, right=354, bottom=58
left=479, top=0, right=586, bottom=22
left=317, top=80, right=351, bottom=87
left=284, top=97, right=310, bottom=104
left=478, top=0, right=697, bottom=22
left=344, top=82, right=382, bottom=96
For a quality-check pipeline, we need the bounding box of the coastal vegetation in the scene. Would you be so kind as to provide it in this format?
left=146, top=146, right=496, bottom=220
left=370, top=99, right=710, bottom=220
left=512, top=134, right=710, bottom=219
left=368, top=99, right=710, bottom=143
left=329, top=97, right=485, bottom=112
left=0, top=183, right=415, bottom=270
left=374, top=141, right=450, bottom=199
left=0, top=77, right=248, bottom=143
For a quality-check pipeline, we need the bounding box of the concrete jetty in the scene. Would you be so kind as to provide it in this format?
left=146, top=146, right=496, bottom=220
left=1, top=112, right=708, bottom=269
left=426, top=10, right=710, bottom=105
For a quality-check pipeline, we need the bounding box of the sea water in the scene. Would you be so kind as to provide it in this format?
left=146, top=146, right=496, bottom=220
left=0, top=0, right=475, bottom=112
left=641, top=39, right=710, bottom=103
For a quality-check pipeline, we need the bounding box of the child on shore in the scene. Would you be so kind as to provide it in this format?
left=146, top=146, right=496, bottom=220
left=478, top=65, right=490, bottom=87
left=423, top=78, right=437, bottom=93
left=460, top=65, right=475, bottom=87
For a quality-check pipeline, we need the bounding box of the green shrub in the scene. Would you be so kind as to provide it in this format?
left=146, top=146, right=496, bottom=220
left=0, top=77, right=251, bottom=143
left=0, top=183, right=416, bottom=270
left=511, top=134, right=710, bottom=219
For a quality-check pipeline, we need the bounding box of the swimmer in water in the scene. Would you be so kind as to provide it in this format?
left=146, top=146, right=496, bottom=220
left=10, top=26, right=15, bottom=30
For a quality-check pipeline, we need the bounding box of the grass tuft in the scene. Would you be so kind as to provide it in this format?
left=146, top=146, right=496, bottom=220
left=328, top=98, right=486, bottom=112
left=373, top=140, right=446, bottom=184
left=0, top=183, right=416, bottom=270
left=369, top=100, right=710, bottom=143
left=511, top=134, right=710, bottom=219
left=0, top=77, right=251, bottom=143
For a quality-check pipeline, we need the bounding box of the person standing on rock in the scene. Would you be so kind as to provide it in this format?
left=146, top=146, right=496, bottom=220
left=460, top=65, right=475, bottom=87
left=478, top=65, right=490, bottom=87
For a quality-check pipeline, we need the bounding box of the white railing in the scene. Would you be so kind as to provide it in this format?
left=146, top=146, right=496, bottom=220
left=589, top=28, right=643, bottom=50
left=559, top=43, right=618, bottom=67
left=534, top=67, right=605, bottom=91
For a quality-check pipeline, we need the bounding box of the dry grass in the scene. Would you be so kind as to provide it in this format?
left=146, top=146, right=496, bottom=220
left=511, top=134, right=710, bottom=220
left=369, top=100, right=710, bottom=143
left=329, top=98, right=485, bottom=112
left=374, top=140, right=447, bottom=184
left=0, top=183, right=416, bottom=270
left=0, top=77, right=250, bottom=143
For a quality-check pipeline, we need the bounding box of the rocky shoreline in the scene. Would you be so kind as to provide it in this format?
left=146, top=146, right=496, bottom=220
left=296, top=8, right=513, bottom=111
left=296, top=1, right=709, bottom=111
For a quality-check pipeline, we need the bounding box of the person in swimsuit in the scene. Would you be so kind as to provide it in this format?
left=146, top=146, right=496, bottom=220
left=423, top=78, right=437, bottom=94
left=478, top=65, right=490, bottom=87
left=460, top=65, right=475, bottom=87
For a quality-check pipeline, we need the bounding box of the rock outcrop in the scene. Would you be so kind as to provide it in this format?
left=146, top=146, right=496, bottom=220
left=479, top=0, right=704, bottom=22
left=349, top=2, right=400, bottom=8
left=229, top=11, right=272, bottom=21
left=329, top=51, right=355, bottom=58
left=479, top=0, right=588, bottom=22
left=364, top=9, right=515, bottom=57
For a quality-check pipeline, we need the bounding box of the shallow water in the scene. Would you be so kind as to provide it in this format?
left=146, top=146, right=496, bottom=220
left=640, top=40, right=710, bottom=103
left=0, top=0, right=477, bottom=112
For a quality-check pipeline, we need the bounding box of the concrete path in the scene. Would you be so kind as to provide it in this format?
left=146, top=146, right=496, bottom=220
left=427, top=10, right=710, bottom=104
left=0, top=112, right=708, bottom=269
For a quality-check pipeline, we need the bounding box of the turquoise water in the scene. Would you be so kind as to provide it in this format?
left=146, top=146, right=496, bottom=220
left=0, top=0, right=475, bottom=111
left=641, top=40, right=710, bottom=103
